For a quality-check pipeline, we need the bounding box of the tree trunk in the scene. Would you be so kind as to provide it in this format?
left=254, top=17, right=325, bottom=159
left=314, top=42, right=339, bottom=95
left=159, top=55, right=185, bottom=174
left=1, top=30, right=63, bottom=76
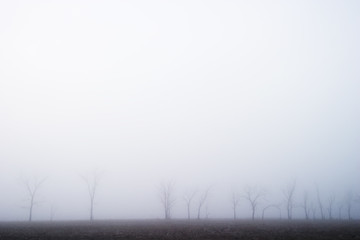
left=29, top=205, right=33, bottom=222
left=187, top=204, right=190, bottom=220
left=90, top=198, right=94, bottom=221
left=197, top=204, right=202, bottom=219
left=29, top=196, right=34, bottom=222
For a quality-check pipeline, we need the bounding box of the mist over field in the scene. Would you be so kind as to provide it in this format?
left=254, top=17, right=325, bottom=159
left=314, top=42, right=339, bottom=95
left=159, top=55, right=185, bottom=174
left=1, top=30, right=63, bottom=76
left=0, top=1, right=359, bottom=222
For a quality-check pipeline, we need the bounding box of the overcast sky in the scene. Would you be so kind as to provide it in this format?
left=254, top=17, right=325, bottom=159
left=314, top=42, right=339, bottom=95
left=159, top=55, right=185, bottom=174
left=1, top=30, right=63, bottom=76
left=0, top=0, right=359, bottom=221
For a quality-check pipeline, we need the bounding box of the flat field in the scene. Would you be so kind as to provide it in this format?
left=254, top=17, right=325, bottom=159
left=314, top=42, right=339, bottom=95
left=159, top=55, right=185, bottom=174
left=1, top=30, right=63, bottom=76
left=0, top=220, right=359, bottom=240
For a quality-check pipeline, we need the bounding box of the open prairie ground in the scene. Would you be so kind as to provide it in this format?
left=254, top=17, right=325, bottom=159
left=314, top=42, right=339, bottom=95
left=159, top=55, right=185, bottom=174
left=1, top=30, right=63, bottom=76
left=0, top=220, right=359, bottom=240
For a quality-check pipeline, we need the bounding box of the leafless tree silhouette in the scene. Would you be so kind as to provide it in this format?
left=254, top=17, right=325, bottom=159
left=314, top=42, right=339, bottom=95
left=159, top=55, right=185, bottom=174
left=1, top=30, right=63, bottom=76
left=22, top=177, right=46, bottom=222
left=81, top=172, right=101, bottom=221
left=231, top=191, right=241, bottom=220
left=301, top=191, right=311, bottom=220
left=183, top=190, right=197, bottom=220
left=197, top=187, right=211, bottom=220
left=283, top=180, right=296, bottom=220
left=159, top=182, right=176, bottom=220
left=315, top=184, right=325, bottom=219
left=344, top=190, right=353, bottom=220
left=327, top=192, right=336, bottom=220
left=242, top=186, right=265, bottom=220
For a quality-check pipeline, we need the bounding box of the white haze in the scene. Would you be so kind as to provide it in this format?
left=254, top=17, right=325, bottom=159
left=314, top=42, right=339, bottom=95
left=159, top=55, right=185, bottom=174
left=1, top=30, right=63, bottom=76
left=0, top=0, right=359, bottom=221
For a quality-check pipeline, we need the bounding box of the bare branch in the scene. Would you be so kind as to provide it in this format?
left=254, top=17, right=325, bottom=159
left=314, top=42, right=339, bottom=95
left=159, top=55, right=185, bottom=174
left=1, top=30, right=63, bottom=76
left=197, top=187, right=211, bottom=220
left=159, top=181, right=176, bottom=220
left=22, top=177, right=46, bottom=222
left=183, top=190, right=197, bottom=220
left=81, top=171, right=101, bottom=221
left=283, top=180, right=296, bottom=220
left=242, top=186, right=266, bottom=220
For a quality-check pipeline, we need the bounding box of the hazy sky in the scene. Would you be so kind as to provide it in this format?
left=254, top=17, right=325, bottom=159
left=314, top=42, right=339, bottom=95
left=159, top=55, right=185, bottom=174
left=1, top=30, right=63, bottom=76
left=0, top=0, right=359, bottom=221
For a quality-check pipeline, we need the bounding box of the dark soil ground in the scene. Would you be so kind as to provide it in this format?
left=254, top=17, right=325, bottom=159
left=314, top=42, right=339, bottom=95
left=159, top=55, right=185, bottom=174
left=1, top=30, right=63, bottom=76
left=0, top=219, right=359, bottom=240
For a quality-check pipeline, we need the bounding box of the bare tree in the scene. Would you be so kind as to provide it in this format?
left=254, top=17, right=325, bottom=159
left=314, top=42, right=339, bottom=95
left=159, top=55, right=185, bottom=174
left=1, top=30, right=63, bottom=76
left=183, top=190, right=197, bottom=220
left=159, top=182, right=176, bottom=220
left=197, top=187, right=211, bottom=220
left=315, top=184, right=325, bottom=220
left=301, top=191, right=311, bottom=220
left=242, top=186, right=265, bottom=220
left=327, top=192, right=336, bottom=220
left=231, top=191, right=241, bottom=220
left=344, top=190, right=353, bottom=220
left=283, top=180, right=296, bottom=220
left=81, top=172, right=101, bottom=221
left=22, top=177, right=46, bottom=222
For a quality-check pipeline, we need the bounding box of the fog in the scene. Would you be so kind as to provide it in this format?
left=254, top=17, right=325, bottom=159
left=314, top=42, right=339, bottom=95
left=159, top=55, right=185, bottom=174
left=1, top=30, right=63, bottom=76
left=0, top=1, right=359, bottom=221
